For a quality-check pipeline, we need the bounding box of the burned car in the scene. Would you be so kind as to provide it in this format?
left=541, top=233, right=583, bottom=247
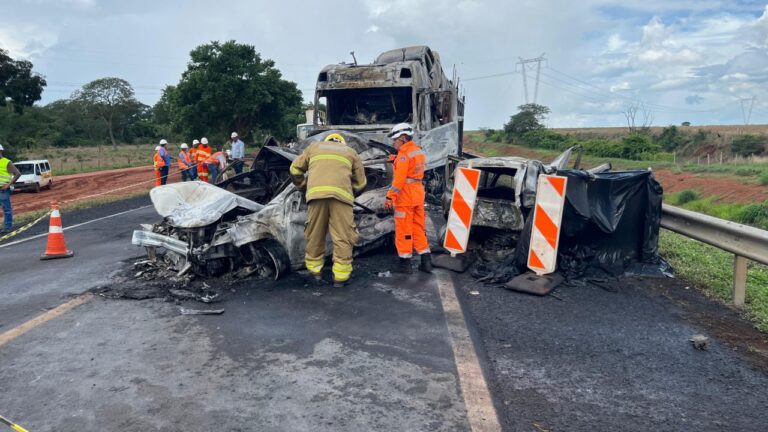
left=133, top=45, right=468, bottom=279
left=441, top=146, right=603, bottom=245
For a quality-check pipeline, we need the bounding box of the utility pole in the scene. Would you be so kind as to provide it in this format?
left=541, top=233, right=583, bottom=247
left=740, top=97, right=757, bottom=125
left=516, top=54, right=546, bottom=104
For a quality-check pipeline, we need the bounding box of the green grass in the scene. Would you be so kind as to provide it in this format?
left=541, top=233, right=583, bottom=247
left=660, top=231, right=768, bottom=332
left=16, top=143, right=158, bottom=175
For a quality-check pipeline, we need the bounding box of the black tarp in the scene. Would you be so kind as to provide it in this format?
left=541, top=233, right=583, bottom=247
left=511, top=169, right=667, bottom=279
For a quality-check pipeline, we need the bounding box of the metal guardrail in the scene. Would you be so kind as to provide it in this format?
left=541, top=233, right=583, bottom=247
left=660, top=204, right=768, bottom=307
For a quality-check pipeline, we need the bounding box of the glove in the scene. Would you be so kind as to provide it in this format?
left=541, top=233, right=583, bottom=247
left=384, top=197, right=394, bottom=212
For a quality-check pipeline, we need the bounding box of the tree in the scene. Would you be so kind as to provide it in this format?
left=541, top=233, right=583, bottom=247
left=623, top=101, right=653, bottom=133
left=0, top=48, right=46, bottom=112
left=167, top=40, right=304, bottom=142
left=732, top=134, right=767, bottom=157
left=73, top=77, right=142, bottom=147
left=503, top=103, right=550, bottom=139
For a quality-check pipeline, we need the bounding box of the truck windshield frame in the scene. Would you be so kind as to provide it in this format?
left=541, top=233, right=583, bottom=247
left=319, top=87, right=413, bottom=126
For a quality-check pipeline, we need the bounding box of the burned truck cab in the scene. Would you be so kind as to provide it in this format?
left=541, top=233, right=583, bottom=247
left=311, top=46, right=465, bottom=191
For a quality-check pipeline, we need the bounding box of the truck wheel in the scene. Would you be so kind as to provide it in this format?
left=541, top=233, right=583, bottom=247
left=46, top=180, right=52, bottom=190
left=34, top=182, right=40, bottom=193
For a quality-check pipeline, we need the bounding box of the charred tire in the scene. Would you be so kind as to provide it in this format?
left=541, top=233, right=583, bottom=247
left=239, top=239, right=291, bottom=280
left=192, top=257, right=233, bottom=277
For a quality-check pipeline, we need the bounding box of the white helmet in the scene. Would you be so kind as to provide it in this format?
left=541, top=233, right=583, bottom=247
left=388, top=123, right=414, bottom=139
left=201, top=137, right=209, bottom=144
left=159, top=139, right=168, bottom=145
left=226, top=149, right=232, bottom=156
left=0, top=144, right=4, bottom=151
left=180, top=143, right=189, bottom=149
left=192, top=139, right=200, bottom=145
left=230, top=132, right=238, bottom=138
left=155, top=146, right=161, bottom=151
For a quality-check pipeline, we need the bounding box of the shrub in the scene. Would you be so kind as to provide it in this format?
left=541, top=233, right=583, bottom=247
left=734, top=167, right=761, bottom=177
left=518, top=129, right=572, bottom=151
left=676, top=189, right=700, bottom=205
left=760, top=172, right=768, bottom=186
left=737, top=201, right=768, bottom=230
left=731, top=134, right=767, bottom=157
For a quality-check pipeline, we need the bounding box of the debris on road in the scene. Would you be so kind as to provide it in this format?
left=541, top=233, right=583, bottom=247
left=377, top=271, right=391, bottom=278
left=690, top=334, right=710, bottom=350
left=179, top=307, right=225, bottom=316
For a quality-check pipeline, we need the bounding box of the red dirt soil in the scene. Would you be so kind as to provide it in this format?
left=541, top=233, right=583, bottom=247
left=11, top=165, right=182, bottom=214
left=652, top=170, right=768, bottom=204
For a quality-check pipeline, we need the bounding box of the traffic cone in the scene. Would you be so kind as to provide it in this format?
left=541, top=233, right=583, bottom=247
left=40, top=201, right=74, bottom=260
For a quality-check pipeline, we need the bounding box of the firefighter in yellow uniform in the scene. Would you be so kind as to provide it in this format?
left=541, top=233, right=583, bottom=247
left=289, top=133, right=367, bottom=286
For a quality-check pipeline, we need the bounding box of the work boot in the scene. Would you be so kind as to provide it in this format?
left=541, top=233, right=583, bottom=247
left=418, top=253, right=433, bottom=273
left=394, top=258, right=413, bottom=274
left=333, top=279, right=347, bottom=288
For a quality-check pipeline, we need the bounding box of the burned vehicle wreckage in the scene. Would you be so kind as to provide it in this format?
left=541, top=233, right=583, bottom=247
left=133, top=45, right=666, bottom=283
left=132, top=46, right=466, bottom=278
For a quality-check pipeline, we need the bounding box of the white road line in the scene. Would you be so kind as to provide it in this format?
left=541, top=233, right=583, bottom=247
left=436, top=270, right=502, bottom=432
left=0, top=205, right=152, bottom=249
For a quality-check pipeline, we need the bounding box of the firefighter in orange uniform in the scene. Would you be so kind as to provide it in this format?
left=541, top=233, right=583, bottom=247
left=384, top=123, right=432, bottom=274
left=152, top=145, right=164, bottom=186
left=196, top=137, right=212, bottom=182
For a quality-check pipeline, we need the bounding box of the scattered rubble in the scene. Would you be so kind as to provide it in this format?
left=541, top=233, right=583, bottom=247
left=690, top=334, right=710, bottom=350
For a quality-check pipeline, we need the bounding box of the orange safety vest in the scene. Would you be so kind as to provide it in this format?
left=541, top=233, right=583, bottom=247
left=205, top=151, right=226, bottom=168
left=386, top=140, right=426, bottom=207
left=153, top=151, right=166, bottom=168
left=196, top=145, right=212, bottom=165
left=178, top=151, right=192, bottom=170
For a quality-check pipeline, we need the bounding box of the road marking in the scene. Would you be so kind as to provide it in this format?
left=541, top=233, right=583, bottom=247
left=435, top=270, right=502, bottom=432
left=0, top=205, right=152, bottom=249
left=0, top=293, right=94, bottom=348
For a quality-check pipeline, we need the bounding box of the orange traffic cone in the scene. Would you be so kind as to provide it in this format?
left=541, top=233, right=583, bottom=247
left=40, top=201, right=74, bottom=260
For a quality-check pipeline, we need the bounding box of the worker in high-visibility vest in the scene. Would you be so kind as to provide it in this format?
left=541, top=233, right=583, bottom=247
left=204, top=146, right=228, bottom=184
left=178, top=143, right=194, bottom=181
left=152, top=145, right=164, bottom=186
left=196, top=137, right=212, bottom=182
left=189, top=139, right=199, bottom=180
left=0, top=144, right=22, bottom=234
left=384, top=123, right=432, bottom=274
left=289, top=133, right=367, bottom=286
left=157, top=139, right=171, bottom=185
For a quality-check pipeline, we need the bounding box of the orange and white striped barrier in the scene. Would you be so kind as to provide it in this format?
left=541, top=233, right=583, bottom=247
left=443, top=167, right=481, bottom=257
left=528, top=174, right=567, bottom=275
left=40, top=201, right=74, bottom=260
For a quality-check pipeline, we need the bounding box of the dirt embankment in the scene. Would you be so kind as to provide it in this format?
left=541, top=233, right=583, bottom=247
left=652, top=170, right=768, bottom=204
left=12, top=165, right=182, bottom=214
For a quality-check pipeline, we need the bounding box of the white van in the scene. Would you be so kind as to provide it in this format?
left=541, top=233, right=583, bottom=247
left=13, top=159, right=53, bottom=193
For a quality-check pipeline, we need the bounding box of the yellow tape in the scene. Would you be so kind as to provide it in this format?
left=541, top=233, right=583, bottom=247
left=0, top=210, right=52, bottom=243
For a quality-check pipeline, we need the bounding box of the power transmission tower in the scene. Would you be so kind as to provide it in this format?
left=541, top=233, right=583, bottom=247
left=740, top=97, right=757, bottom=125
left=517, top=54, right=546, bottom=104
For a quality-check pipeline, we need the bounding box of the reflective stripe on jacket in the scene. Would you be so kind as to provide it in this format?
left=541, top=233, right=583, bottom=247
left=196, top=145, right=212, bottom=165
left=386, top=140, right=426, bottom=206
left=178, top=151, right=192, bottom=170
left=289, top=140, right=367, bottom=204
left=0, top=158, right=12, bottom=184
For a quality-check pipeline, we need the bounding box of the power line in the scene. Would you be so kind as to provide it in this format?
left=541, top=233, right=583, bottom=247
left=516, top=54, right=546, bottom=104
left=462, top=71, right=518, bottom=82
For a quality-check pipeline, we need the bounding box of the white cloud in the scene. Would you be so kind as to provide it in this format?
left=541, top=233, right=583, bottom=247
left=610, top=82, right=631, bottom=92
left=0, top=25, right=57, bottom=58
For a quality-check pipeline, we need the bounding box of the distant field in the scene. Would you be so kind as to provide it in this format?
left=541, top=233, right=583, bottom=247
left=552, top=124, right=768, bottom=138
left=16, top=143, right=165, bottom=174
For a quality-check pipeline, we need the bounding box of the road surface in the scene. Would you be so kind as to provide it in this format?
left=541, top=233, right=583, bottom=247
left=1, top=197, right=768, bottom=431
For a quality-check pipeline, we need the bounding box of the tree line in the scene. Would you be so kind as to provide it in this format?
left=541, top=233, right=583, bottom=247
left=483, top=104, right=768, bottom=161
left=0, top=41, right=306, bottom=160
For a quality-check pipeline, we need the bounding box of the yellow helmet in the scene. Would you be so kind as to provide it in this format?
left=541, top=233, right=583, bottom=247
left=324, top=133, right=345, bottom=144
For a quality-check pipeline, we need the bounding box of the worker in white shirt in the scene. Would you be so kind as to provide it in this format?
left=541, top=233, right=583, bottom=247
left=230, top=132, right=245, bottom=174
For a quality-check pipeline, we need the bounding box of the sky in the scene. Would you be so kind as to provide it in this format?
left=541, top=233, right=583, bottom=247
left=2, top=0, right=768, bottom=129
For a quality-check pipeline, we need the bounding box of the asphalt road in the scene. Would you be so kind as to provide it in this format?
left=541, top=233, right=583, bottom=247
left=1, top=197, right=768, bottom=431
